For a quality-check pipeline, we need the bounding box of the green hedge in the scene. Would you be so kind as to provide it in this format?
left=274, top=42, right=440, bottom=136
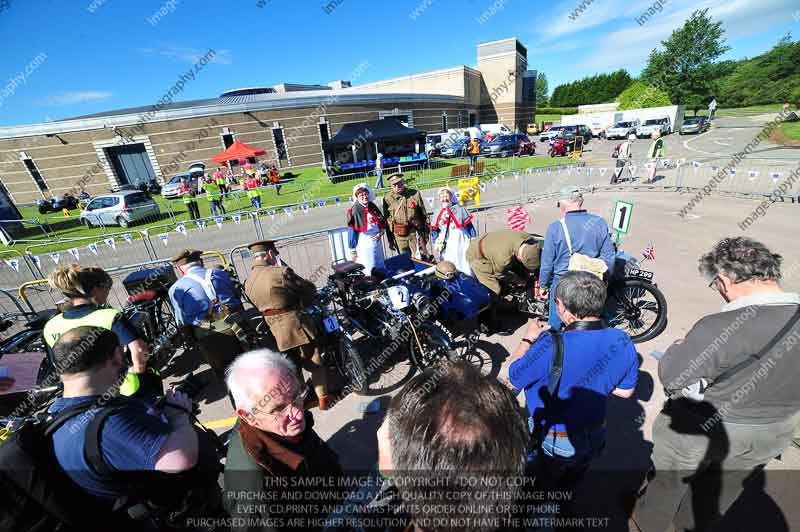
left=536, top=107, right=578, bottom=115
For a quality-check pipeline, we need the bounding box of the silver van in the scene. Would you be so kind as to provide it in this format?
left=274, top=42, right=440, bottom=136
left=80, top=191, right=160, bottom=228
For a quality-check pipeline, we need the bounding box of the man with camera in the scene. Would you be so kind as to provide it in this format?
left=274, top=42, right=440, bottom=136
left=633, top=237, right=800, bottom=532
left=47, top=326, right=206, bottom=523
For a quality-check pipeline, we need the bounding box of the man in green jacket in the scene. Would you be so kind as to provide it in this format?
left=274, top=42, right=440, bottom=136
left=202, top=175, right=225, bottom=217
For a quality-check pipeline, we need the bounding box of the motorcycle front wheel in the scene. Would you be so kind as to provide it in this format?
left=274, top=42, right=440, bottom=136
left=334, top=335, right=368, bottom=394
left=408, top=321, right=458, bottom=369
left=605, top=278, right=668, bottom=343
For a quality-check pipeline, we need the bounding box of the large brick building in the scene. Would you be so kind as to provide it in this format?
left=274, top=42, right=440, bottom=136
left=0, top=38, right=536, bottom=207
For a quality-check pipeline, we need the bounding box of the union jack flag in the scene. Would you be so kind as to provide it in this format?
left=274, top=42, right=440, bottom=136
left=506, top=205, right=530, bottom=231
left=643, top=242, right=655, bottom=261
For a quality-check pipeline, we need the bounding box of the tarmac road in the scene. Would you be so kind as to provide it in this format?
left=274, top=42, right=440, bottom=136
left=178, top=189, right=800, bottom=532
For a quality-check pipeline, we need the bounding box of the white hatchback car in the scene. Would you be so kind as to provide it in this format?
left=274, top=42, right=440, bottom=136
left=80, top=191, right=160, bottom=228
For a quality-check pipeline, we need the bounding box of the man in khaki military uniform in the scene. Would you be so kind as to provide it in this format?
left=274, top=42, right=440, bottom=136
left=243, top=240, right=331, bottom=410
left=383, top=174, right=429, bottom=258
left=466, top=229, right=541, bottom=334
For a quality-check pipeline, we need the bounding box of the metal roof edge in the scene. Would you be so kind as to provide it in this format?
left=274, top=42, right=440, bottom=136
left=0, top=93, right=464, bottom=140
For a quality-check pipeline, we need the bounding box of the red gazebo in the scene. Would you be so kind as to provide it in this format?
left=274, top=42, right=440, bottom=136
left=211, top=139, right=267, bottom=164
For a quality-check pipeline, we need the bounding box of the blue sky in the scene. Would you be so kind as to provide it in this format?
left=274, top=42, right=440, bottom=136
left=0, top=0, right=797, bottom=126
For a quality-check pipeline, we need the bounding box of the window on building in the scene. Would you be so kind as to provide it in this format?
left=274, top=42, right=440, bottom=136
left=22, top=157, right=49, bottom=193
left=221, top=131, right=237, bottom=171
left=441, top=113, right=448, bottom=133
left=272, top=128, right=288, bottom=161
left=319, top=121, right=330, bottom=143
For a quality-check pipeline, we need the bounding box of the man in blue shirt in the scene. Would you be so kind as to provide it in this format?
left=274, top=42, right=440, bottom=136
left=48, top=326, right=198, bottom=503
left=539, top=187, right=616, bottom=329
left=508, top=271, right=637, bottom=490
left=168, top=249, right=246, bottom=381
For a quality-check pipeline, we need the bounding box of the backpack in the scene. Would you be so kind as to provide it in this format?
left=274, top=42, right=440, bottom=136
left=559, top=218, right=608, bottom=280
left=0, top=400, right=136, bottom=532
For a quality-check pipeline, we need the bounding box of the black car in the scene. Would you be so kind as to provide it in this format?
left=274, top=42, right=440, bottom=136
left=557, top=125, right=592, bottom=144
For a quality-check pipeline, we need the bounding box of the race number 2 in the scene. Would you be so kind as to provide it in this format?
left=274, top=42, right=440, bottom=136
left=612, top=200, right=634, bottom=234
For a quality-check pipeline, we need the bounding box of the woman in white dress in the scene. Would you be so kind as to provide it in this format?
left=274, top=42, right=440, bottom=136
left=346, top=182, right=389, bottom=275
left=430, top=187, right=477, bottom=275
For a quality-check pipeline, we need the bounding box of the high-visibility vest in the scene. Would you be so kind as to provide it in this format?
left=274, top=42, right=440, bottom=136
left=216, top=176, right=226, bottom=187
left=43, top=308, right=120, bottom=348
left=179, top=185, right=195, bottom=204
left=244, top=179, right=260, bottom=199
left=204, top=182, right=221, bottom=200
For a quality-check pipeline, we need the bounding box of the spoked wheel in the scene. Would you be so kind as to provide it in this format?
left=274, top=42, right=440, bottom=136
left=334, top=335, right=368, bottom=395
left=606, top=279, right=667, bottom=343
left=408, top=321, right=458, bottom=369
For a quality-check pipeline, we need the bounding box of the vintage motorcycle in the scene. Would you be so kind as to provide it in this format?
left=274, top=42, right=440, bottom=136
left=506, top=246, right=668, bottom=344
left=305, top=261, right=461, bottom=394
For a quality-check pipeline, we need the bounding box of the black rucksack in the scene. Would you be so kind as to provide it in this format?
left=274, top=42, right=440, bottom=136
left=0, top=400, right=136, bottom=532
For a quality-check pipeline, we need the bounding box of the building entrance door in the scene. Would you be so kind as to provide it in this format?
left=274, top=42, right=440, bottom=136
left=106, top=143, right=156, bottom=187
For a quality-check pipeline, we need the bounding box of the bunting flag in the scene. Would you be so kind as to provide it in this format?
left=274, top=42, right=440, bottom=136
left=30, top=255, right=41, bottom=268
left=122, top=233, right=133, bottom=244
left=426, top=196, right=434, bottom=208
left=748, top=170, right=760, bottom=180
left=301, top=204, right=310, bottom=214
left=492, top=176, right=499, bottom=186
left=249, top=211, right=258, bottom=219
left=50, top=253, right=61, bottom=265
left=87, top=243, right=98, bottom=255
left=214, top=216, right=224, bottom=229
left=525, top=167, right=533, bottom=175
left=535, top=168, right=542, bottom=174
left=630, top=164, right=637, bottom=176
left=711, top=165, right=719, bottom=173
left=588, top=167, right=595, bottom=176
left=68, top=248, right=79, bottom=260
left=557, top=165, right=563, bottom=173
left=176, top=223, right=187, bottom=235
left=546, top=166, right=552, bottom=174
left=104, top=238, right=116, bottom=251
left=576, top=167, right=583, bottom=175
left=335, top=196, right=341, bottom=206
left=233, top=214, right=242, bottom=224
left=267, top=209, right=275, bottom=220
left=662, top=159, right=671, bottom=168
left=770, top=172, right=782, bottom=183
left=140, top=229, right=149, bottom=237
left=479, top=182, right=487, bottom=192
left=196, top=219, right=206, bottom=230
left=158, top=233, right=169, bottom=246
left=4, top=259, right=19, bottom=272
left=599, top=168, right=607, bottom=177
left=514, top=171, right=520, bottom=181
left=506, top=206, right=530, bottom=231
left=286, top=206, right=295, bottom=217
left=350, top=197, right=356, bottom=204
left=729, top=168, right=737, bottom=176
left=317, top=200, right=326, bottom=208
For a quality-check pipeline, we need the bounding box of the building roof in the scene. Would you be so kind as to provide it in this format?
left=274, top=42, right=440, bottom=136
left=0, top=90, right=462, bottom=140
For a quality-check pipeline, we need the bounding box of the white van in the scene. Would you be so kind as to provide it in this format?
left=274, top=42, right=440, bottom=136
left=480, top=123, right=513, bottom=136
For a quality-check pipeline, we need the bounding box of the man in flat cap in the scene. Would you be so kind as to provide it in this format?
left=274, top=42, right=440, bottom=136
left=466, top=229, right=541, bottom=334
left=244, top=240, right=331, bottom=410
left=539, top=186, right=615, bottom=330
left=383, top=174, right=430, bottom=259
left=168, top=249, right=246, bottom=384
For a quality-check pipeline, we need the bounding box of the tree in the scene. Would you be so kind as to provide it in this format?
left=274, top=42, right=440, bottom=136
left=617, top=81, right=672, bottom=110
left=549, top=69, right=632, bottom=107
left=535, top=72, right=549, bottom=106
left=640, top=9, right=730, bottom=106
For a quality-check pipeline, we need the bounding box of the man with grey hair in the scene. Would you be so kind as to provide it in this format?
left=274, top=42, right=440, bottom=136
left=633, top=237, right=800, bottom=532
left=538, top=187, right=615, bottom=330
left=509, top=271, right=637, bottom=496
left=223, top=349, right=343, bottom=532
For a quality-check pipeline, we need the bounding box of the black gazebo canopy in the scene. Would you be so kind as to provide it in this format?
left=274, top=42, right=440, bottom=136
left=323, top=118, right=426, bottom=149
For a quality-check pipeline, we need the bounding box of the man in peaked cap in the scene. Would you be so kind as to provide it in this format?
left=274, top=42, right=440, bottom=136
left=466, top=229, right=542, bottom=334
left=168, top=249, right=246, bottom=385
left=243, top=240, right=332, bottom=411
left=383, top=173, right=430, bottom=259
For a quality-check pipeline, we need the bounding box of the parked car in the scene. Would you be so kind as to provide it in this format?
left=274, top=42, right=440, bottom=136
left=79, top=191, right=160, bottom=228
left=482, top=134, right=528, bottom=157
left=605, top=120, right=640, bottom=140
left=636, top=117, right=671, bottom=138
left=162, top=172, right=201, bottom=199
left=441, top=139, right=474, bottom=158
left=539, top=126, right=565, bottom=142
left=36, top=194, right=79, bottom=214
left=425, top=133, right=447, bottom=154
left=556, top=125, right=592, bottom=144
left=679, top=116, right=710, bottom=135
